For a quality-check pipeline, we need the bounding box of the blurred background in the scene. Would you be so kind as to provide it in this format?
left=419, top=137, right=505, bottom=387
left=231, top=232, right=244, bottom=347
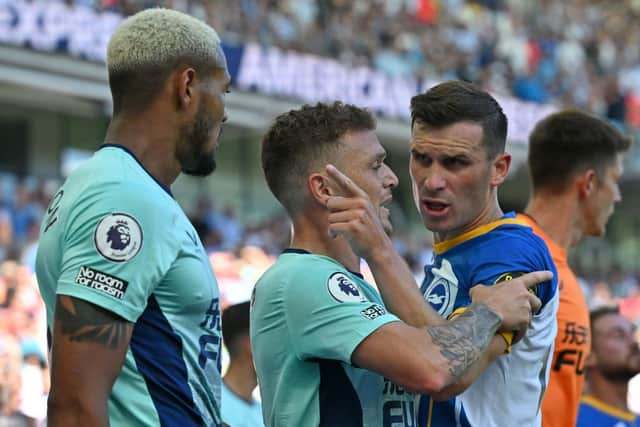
left=1, top=0, right=640, bottom=424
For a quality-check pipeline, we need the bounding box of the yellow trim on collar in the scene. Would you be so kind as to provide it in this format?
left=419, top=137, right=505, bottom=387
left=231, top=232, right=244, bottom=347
left=433, top=218, right=529, bottom=255
left=581, top=396, right=637, bottom=422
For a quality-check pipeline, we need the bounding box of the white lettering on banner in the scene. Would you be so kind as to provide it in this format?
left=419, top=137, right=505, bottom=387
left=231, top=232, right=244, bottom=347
left=0, top=0, right=122, bottom=63
left=237, top=43, right=418, bottom=121
left=238, top=42, right=557, bottom=142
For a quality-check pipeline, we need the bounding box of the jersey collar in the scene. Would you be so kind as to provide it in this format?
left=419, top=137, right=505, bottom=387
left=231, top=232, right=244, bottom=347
left=433, top=213, right=529, bottom=255
left=99, top=144, right=173, bottom=198
left=282, top=248, right=364, bottom=279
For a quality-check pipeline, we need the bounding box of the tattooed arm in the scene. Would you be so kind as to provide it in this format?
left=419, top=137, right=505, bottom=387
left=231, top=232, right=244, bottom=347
left=351, top=271, right=551, bottom=394
left=428, top=335, right=507, bottom=401
left=47, top=295, right=132, bottom=427
left=352, top=303, right=501, bottom=393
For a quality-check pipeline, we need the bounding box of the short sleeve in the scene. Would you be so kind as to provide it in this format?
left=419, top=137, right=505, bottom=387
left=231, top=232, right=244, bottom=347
left=56, top=182, right=178, bottom=322
left=285, top=270, right=399, bottom=363
left=470, top=233, right=558, bottom=310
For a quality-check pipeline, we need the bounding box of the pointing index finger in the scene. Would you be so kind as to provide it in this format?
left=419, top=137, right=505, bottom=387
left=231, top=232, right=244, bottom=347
left=518, top=271, right=554, bottom=289
left=326, top=164, right=365, bottom=197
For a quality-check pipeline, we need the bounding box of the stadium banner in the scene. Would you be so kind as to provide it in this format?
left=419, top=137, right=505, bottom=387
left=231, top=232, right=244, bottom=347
left=234, top=43, right=556, bottom=143
left=0, top=0, right=555, bottom=143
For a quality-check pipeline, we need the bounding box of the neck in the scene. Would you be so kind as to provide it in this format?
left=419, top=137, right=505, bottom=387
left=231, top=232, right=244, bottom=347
left=525, top=192, right=582, bottom=249
left=223, top=360, right=257, bottom=402
left=290, top=213, right=360, bottom=272
left=104, top=112, right=181, bottom=187
left=587, top=373, right=630, bottom=413
left=434, top=198, right=503, bottom=243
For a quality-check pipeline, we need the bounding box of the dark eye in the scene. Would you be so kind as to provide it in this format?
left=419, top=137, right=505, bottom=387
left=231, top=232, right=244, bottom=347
left=412, top=151, right=429, bottom=162
left=444, top=157, right=468, bottom=168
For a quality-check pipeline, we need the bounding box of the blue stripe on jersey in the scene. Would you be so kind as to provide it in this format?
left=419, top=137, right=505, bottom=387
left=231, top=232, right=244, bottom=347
left=459, top=401, right=471, bottom=427
left=318, top=360, right=363, bottom=427
left=130, top=295, right=204, bottom=426
left=419, top=396, right=472, bottom=427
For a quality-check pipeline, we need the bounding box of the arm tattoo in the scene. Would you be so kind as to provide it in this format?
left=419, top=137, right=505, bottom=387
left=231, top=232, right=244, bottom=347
left=427, top=304, right=501, bottom=380
left=56, top=297, right=131, bottom=350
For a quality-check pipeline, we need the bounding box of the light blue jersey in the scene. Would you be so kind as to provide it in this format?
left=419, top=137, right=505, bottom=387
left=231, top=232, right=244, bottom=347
left=221, top=382, right=264, bottom=427
left=251, top=249, right=417, bottom=427
left=36, top=144, right=222, bottom=426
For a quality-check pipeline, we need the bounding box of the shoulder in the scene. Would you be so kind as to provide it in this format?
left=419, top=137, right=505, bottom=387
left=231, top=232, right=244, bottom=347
left=476, top=222, right=548, bottom=253
left=261, top=253, right=349, bottom=285
left=256, top=253, right=368, bottom=306
left=465, top=224, right=554, bottom=274
left=67, top=148, right=172, bottom=207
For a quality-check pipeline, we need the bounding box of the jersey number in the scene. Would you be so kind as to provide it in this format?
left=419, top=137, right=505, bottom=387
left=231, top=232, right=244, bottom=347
left=198, top=298, right=221, bottom=371
left=43, top=190, right=64, bottom=233
left=383, top=400, right=416, bottom=427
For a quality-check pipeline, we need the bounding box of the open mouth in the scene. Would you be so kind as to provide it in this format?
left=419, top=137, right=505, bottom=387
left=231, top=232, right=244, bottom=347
left=423, top=200, right=450, bottom=216
left=380, top=198, right=392, bottom=214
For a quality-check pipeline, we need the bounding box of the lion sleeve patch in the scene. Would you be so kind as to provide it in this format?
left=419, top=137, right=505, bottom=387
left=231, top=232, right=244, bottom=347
left=94, top=213, right=143, bottom=262
left=326, top=272, right=366, bottom=303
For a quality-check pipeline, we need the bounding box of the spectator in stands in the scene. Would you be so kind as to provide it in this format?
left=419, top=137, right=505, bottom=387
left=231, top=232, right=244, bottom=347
left=0, top=332, right=24, bottom=426
left=221, top=301, right=263, bottom=427
left=0, top=204, right=12, bottom=262
left=17, top=339, right=48, bottom=427
left=9, top=185, right=42, bottom=247
left=577, top=306, right=640, bottom=427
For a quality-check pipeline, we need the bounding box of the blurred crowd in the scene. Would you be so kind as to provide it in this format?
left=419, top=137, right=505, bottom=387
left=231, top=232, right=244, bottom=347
left=68, top=0, right=640, bottom=127
left=0, top=176, right=53, bottom=426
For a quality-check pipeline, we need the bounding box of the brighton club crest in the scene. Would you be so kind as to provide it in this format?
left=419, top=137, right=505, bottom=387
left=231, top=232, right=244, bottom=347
left=94, top=213, right=143, bottom=262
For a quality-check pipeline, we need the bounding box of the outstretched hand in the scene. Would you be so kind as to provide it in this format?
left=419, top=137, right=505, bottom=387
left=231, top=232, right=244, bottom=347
left=469, top=270, right=553, bottom=343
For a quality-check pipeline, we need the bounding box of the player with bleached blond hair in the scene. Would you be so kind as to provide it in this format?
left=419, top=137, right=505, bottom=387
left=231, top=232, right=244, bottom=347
left=36, top=8, right=231, bottom=427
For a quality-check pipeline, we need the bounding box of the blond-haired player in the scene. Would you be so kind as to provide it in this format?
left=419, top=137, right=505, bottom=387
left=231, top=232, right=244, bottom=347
left=36, top=8, right=230, bottom=426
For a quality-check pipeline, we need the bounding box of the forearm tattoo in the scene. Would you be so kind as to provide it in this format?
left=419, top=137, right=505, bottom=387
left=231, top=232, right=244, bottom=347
left=427, top=304, right=501, bottom=380
left=56, top=297, right=130, bottom=350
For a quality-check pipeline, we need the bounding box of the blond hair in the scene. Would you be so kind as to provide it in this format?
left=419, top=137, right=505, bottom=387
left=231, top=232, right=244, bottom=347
left=107, top=8, right=225, bottom=74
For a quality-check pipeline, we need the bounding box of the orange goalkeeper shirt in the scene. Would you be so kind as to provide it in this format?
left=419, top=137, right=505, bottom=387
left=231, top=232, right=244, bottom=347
left=518, top=214, right=591, bottom=427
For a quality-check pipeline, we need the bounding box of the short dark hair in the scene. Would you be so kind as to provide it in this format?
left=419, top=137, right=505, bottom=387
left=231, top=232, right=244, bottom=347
left=528, top=110, right=632, bottom=192
left=410, top=80, right=508, bottom=158
left=222, top=301, right=251, bottom=358
left=590, top=305, right=620, bottom=334
left=261, top=102, right=376, bottom=213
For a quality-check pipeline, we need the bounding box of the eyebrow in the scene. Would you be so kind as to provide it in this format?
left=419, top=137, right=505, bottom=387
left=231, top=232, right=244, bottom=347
left=371, top=151, right=386, bottom=162
left=410, top=146, right=468, bottom=158
left=602, top=325, right=633, bottom=335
